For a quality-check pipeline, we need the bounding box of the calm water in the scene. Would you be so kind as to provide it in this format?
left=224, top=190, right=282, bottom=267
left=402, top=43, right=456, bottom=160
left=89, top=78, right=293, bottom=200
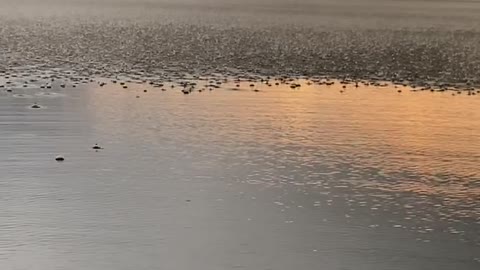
left=1, top=76, right=479, bottom=269
left=1, top=0, right=480, bottom=269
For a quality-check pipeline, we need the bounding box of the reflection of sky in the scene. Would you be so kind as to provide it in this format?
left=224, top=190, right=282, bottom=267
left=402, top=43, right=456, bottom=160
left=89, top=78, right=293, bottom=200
left=1, top=76, right=479, bottom=266
left=88, top=79, right=480, bottom=204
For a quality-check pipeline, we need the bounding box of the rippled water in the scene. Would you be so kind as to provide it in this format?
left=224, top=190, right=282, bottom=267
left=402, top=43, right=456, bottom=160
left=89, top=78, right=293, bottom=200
left=1, top=73, right=479, bottom=269
left=1, top=0, right=480, bottom=269
left=1, top=0, right=480, bottom=85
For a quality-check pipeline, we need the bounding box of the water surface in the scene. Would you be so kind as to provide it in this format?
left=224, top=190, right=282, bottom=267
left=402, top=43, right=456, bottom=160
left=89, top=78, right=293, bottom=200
left=1, top=78, right=479, bottom=269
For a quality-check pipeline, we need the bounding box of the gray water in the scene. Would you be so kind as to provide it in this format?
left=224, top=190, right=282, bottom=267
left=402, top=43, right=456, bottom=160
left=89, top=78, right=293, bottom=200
left=1, top=0, right=480, bottom=84
left=1, top=0, right=480, bottom=269
left=1, top=76, right=479, bottom=269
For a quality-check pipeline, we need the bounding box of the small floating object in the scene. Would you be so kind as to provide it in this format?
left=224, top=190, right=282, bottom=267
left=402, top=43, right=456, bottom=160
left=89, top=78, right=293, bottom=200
left=123, top=85, right=128, bottom=89
left=55, top=155, right=65, bottom=162
left=31, top=103, right=41, bottom=109
left=92, top=144, right=103, bottom=150
left=182, top=89, right=190, bottom=94
left=253, top=89, right=260, bottom=92
left=136, top=95, right=140, bottom=98
left=143, top=89, right=147, bottom=93
left=397, top=89, right=402, bottom=93
left=6, top=88, right=12, bottom=92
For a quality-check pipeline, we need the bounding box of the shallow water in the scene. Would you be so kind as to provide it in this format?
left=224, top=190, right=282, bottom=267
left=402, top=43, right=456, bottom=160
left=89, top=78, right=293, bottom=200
left=1, top=77, right=479, bottom=269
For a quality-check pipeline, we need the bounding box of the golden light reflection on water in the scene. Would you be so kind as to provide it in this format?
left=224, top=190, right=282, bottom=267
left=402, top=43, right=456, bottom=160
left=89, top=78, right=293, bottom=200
left=87, top=79, right=480, bottom=207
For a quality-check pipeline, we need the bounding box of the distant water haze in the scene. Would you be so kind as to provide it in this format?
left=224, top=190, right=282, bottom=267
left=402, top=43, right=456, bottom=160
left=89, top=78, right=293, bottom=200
left=2, top=0, right=480, bottom=30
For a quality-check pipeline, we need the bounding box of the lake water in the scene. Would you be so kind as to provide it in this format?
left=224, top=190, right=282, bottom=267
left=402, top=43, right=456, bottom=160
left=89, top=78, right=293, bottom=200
left=1, top=0, right=480, bottom=269
left=1, top=0, right=480, bottom=84
left=1, top=75, right=479, bottom=269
